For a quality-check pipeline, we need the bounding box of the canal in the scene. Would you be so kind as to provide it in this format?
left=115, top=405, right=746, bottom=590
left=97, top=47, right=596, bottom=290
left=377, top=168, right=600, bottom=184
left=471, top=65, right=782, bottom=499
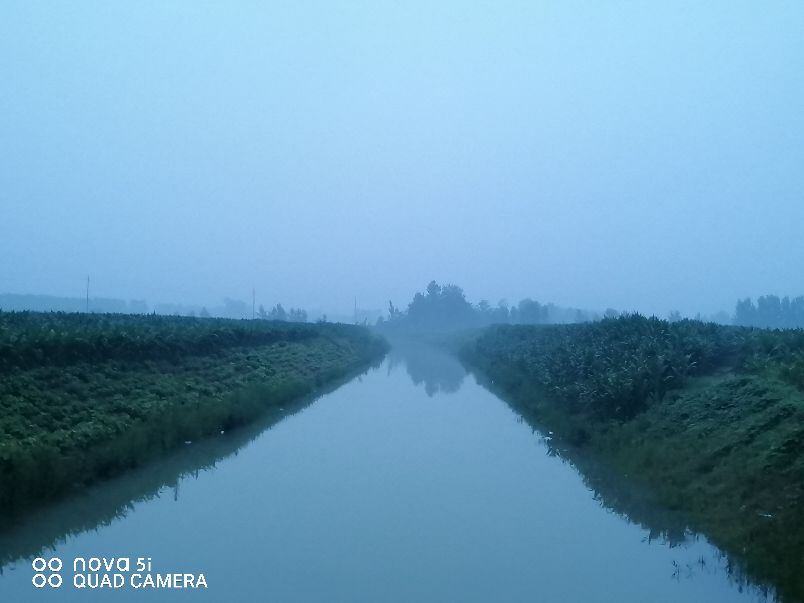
left=0, top=345, right=772, bottom=602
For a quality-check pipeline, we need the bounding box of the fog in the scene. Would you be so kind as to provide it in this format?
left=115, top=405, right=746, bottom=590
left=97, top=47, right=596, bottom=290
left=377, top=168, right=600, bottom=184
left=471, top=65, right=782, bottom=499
left=2, top=2, right=803, bottom=318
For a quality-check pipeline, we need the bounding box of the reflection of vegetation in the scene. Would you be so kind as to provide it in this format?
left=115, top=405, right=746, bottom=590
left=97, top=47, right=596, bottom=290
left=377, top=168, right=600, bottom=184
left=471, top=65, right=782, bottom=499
left=387, top=341, right=466, bottom=396
left=480, top=370, right=713, bottom=544
left=462, top=315, right=804, bottom=603
left=0, top=312, right=387, bottom=517
left=483, top=380, right=776, bottom=600
left=0, top=363, right=378, bottom=569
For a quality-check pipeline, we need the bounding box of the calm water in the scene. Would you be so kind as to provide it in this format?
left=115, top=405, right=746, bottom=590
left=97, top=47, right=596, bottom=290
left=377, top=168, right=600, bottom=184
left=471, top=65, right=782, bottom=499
left=0, top=346, right=774, bottom=602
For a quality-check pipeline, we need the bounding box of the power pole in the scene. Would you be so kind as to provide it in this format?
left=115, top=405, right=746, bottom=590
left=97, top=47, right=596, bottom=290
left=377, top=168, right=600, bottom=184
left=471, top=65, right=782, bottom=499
left=252, top=288, right=256, bottom=320
left=86, top=276, right=90, bottom=313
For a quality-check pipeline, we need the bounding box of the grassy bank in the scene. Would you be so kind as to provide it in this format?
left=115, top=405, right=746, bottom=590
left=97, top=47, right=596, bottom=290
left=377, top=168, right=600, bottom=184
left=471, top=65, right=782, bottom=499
left=460, top=316, right=804, bottom=602
left=0, top=312, right=387, bottom=516
left=0, top=363, right=369, bottom=566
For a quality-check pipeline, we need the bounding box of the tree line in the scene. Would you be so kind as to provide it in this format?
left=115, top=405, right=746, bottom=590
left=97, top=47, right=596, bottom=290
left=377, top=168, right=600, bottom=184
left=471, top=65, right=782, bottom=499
left=255, top=304, right=308, bottom=322
left=734, top=295, right=804, bottom=329
left=378, top=280, right=598, bottom=333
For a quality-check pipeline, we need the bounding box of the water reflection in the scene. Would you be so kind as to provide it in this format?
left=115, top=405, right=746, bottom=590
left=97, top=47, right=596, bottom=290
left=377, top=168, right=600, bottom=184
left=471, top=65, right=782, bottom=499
left=386, top=343, right=778, bottom=600
left=468, top=368, right=782, bottom=602
left=386, top=340, right=466, bottom=396
left=0, top=345, right=783, bottom=603
left=0, top=362, right=379, bottom=569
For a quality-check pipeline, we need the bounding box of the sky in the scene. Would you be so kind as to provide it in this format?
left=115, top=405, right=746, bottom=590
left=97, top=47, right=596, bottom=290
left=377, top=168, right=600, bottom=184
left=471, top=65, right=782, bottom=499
left=1, top=1, right=803, bottom=317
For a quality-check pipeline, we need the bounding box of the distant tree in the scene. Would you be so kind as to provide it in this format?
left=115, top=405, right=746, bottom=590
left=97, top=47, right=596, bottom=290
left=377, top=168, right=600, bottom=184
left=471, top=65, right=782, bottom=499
left=256, top=304, right=268, bottom=320
left=268, top=304, right=287, bottom=321
left=388, top=300, right=403, bottom=321
left=517, top=298, right=546, bottom=324
left=734, top=294, right=804, bottom=329
left=604, top=308, right=619, bottom=319
left=735, top=298, right=756, bottom=327
left=492, top=299, right=510, bottom=323
left=668, top=310, right=682, bottom=323
left=376, top=282, right=600, bottom=333
left=405, top=281, right=474, bottom=330
left=199, top=307, right=211, bottom=318
left=792, top=296, right=804, bottom=327
left=757, top=295, right=783, bottom=328
left=288, top=308, right=308, bottom=323
left=470, top=298, right=510, bottom=325
left=781, top=296, right=792, bottom=327
left=222, top=298, right=249, bottom=319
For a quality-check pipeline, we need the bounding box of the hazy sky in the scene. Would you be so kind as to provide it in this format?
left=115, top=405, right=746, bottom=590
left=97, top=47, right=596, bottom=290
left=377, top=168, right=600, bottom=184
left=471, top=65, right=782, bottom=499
left=2, top=2, right=803, bottom=317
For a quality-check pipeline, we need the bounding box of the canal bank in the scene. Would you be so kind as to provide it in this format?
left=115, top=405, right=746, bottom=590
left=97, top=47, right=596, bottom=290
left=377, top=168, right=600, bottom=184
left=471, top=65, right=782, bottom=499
left=0, top=345, right=773, bottom=602
left=460, top=320, right=804, bottom=603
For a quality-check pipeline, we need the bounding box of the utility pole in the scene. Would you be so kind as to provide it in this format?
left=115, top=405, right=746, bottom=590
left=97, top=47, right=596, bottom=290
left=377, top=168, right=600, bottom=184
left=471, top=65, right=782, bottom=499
left=354, top=296, right=358, bottom=325
left=86, top=276, right=90, bottom=313
left=252, top=288, right=256, bottom=320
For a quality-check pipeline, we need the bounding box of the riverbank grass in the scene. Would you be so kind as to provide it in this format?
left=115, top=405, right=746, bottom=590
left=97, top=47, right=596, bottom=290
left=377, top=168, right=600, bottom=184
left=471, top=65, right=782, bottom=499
left=0, top=312, right=387, bottom=516
left=461, top=316, right=804, bottom=602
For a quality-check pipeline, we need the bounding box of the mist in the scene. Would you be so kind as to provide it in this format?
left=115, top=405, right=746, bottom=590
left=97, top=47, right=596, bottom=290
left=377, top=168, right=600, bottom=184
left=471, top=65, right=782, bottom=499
left=2, top=2, right=803, bottom=318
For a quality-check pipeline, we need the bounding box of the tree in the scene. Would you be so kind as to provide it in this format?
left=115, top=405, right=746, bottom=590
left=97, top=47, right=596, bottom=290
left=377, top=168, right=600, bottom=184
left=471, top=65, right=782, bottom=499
left=388, top=301, right=403, bottom=321
left=222, top=298, right=249, bottom=319
left=757, top=295, right=783, bottom=328
left=404, top=281, right=474, bottom=330
left=734, top=295, right=804, bottom=328
left=735, top=298, right=756, bottom=327
left=268, top=304, right=287, bottom=321
left=518, top=298, right=546, bottom=324
left=288, top=308, right=308, bottom=323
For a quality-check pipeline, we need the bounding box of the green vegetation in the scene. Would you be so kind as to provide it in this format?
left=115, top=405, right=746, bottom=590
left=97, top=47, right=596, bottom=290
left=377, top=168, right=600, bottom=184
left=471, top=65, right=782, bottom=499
left=461, top=315, right=804, bottom=602
left=0, top=364, right=363, bottom=567
left=0, top=311, right=324, bottom=371
left=0, top=311, right=387, bottom=517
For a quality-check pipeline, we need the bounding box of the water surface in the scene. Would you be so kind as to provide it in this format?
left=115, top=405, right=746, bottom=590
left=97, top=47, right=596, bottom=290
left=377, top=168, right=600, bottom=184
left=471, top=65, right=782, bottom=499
left=0, top=346, right=773, bottom=602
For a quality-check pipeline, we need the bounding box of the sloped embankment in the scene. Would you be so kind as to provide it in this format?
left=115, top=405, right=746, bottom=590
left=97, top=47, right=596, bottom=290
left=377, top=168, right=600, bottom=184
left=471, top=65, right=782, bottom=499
left=461, top=316, right=804, bottom=602
left=0, top=312, right=388, bottom=516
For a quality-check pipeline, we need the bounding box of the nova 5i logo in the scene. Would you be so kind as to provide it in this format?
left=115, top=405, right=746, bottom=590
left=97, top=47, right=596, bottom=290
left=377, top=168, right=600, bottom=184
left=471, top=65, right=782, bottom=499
left=32, top=557, right=63, bottom=588
left=30, top=555, right=207, bottom=590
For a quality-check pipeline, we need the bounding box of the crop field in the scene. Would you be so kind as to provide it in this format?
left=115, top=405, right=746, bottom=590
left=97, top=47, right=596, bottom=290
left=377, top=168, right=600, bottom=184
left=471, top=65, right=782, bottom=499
left=0, top=312, right=387, bottom=517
